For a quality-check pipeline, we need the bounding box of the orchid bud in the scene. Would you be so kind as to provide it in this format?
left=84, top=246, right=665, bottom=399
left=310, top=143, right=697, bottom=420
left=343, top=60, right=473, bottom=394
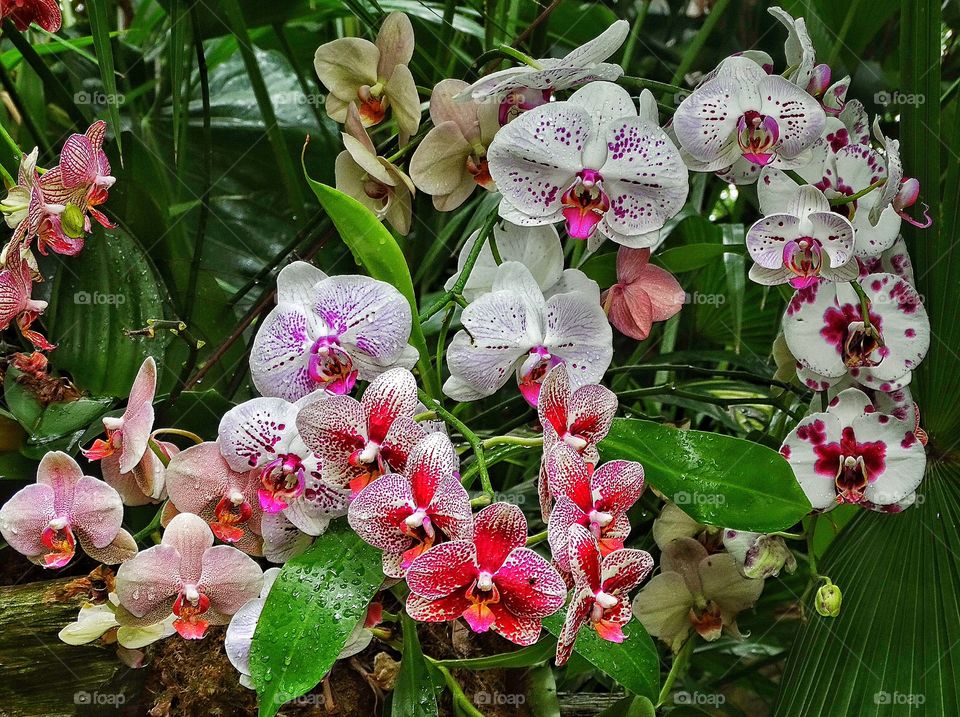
left=815, top=581, right=842, bottom=617
left=61, top=203, right=86, bottom=239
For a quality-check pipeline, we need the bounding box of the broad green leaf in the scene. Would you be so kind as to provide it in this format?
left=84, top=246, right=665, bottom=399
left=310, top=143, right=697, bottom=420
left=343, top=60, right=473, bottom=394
left=392, top=614, right=438, bottom=717
left=88, top=0, right=123, bottom=156
left=432, top=637, right=556, bottom=670
left=579, top=251, right=617, bottom=288
left=525, top=664, right=560, bottom=717
left=4, top=369, right=112, bottom=442
left=249, top=522, right=382, bottom=717
left=601, top=418, right=810, bottom=532
left=543, top=613, right=659, bottom=702
left=654, top=243, right=744, bottom=274
left=598, top=696, right=656, bottom=717
left=301, top=173, right=439, bottom=398
left=44, top=229, right=165, bottom=397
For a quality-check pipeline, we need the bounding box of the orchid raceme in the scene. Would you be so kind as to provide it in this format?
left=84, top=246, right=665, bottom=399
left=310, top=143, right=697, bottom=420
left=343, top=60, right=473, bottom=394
left=601, top=246, right=684, bottom=339
left=314, top=12, right=420, bottom=141
left=545, top=443, right=645, bottom=571
left=296, top=367, right=427, bottom=494
left=460, top=20, right=630, bottom=125
left=348, top=432, right=472, bottom=577
left=783, top=273, right=930, bottom=391
left=405, top=502, right=566, bottom=645
left=250, top=261, right=417, bottom=402
left=115, top=513, right=263, bottom=640
left=488, top=82, right=688, bottom=247
left=556, top=524, right=653, bottom=665
left=780, top=387, right=925, bottom=510
left=0, top=451, right=136, bottom=567
left=444, top=261, right=612, bottom=406
left=409, top=79, right=499, bottom=211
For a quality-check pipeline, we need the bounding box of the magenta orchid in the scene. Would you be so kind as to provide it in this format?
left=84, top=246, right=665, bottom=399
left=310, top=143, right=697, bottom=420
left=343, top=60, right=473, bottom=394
left=115, top=513, right=263, bottom=639
left=556, top=524, right=653, bottom=665
left=601, top=246, right=684, bottom=339
left=444, top=261, right=612, bottom=406
left=405, top=502, right=566, bottom=645
left=780, top=387, right=925, bottom=510
left=0, top=451, right=136, bottom=568
left=348, top=432, right=472, bottom=577
left=250, top=261, right=417, bottom=402
left=544, top=443, right=645, bottom=571
left=783, top=273, right=929, bottom=392
left=488, top=82, right=688, bottom=247
left=0, top=254, right=51, bottom=350
left=296, top=367, right=427, bottom=495
left=746, top=185, right=857, bottom=288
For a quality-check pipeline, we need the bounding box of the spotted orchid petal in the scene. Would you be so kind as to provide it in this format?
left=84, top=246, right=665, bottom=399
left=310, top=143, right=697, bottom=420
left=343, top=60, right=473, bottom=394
left=538, top=364, right=617, bottom=456
left=768, top=6, right=817, bottom=88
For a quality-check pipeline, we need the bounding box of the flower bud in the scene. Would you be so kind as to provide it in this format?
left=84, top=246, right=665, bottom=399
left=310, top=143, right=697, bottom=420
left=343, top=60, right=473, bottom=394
left=815, top=581, right=842, bottom=617
left=61, top=204, right=86, bottom=239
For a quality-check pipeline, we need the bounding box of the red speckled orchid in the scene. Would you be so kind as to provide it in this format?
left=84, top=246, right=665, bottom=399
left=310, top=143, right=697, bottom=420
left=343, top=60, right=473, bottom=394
left=115, top=513, right=263, bottom=640
left=39, top=121, right=116, bottom=231
left=601, top=246, right=684, bottom=340
left=556, top=524, right=653, bottom=665
left=780, top=387, right=925, bottom=510
left=488, top=82, right=688, bottom=248
left=0, top=254, right=51, bottom=350
left=83, top=357, right=157, bottom=471
left=405, top=502, right=566, bottom=645
left=545, top=443, right=645, bottom=572
left=296, top=367, right=427, bottom=495
left=348, top=432, right=472, bottom=577
left=0, top=451, right=136, bottom=568
left=0, top=0, right=61, bottom=31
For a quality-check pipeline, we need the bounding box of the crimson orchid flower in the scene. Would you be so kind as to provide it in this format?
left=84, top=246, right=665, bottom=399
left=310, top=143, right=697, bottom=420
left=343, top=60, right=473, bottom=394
left=0, top=0, right=61, bottom=31
left=296, top=367, right=427, bottom=495
left=0, top=254, right=52, bottom=350
left=405, top=503, right=566, bottom=645
left=545, top=442, right=645, bottom=572
left=348, top=432, right=472, bottom=577
left=556, top=524, right=653, bottom=665
left=115, top=513, right=263, bottom=640
left=601, top=247, right=684, bottom=340
left=83, top=357, right=156, bottom=473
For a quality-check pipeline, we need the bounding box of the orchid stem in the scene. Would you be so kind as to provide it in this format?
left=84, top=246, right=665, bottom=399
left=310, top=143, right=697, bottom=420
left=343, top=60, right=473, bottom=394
left=849, top=280, right=874, bottom=331
left=133, top=508, right=164, bottom=544
left=620, top=76, right=685, bottom=97
left=607, top=363, right=807, bottom=395
left=525, top=529, right=547, bottom=546
left=830, top=178, right=886, bottom=206
left=0, top=120, right=22, bottom=162
left=784, top=169, right=808, bottom=186
left=147, top=438, right=172, bottom=468
left=151, top=428, right=204, bottom=445
left=426, top=658, right=485, bottom=717
left=771, top=530, right=806, bottom=540
left=418, top=390, right=493, bottom=498
left=481, top=435, right=542, bottom=449
left=657, top=634, right=695, bottom=707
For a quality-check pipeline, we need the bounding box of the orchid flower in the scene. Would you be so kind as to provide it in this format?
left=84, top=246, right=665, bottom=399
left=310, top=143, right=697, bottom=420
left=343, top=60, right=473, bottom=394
left=59, top=593, right=175, bottom=650
left=0, top=451, right=136, bottom=568
left=409, top=79, right=499, bottom=211
left=872, top=121, right=932, bottom=229
left=102, top=438, right=176, bottom=507
left=537, top=364, right=617, bottom=519
left=783, top=273, right=929, bottom=392
left=673, top=56, right=825, bottom=184
left=633, top=537, right=763, bottom=652
left=250, top=261, right=417, bottom=402
left=444, top=261, right=612, bottom=406
left=115, top=512, right=263, bottom=640
left=82, top=357, right=157, bottom=473
left=460, top=21, right=630, bottom=125
left=601, top=246, right=684, bottom=339
left=348, top=432, right=472, bottom=577
left=746, top=185, right=857, bottom=288
left=545, top=443, right=645, bottom=571
left=296, top=367, right=427, bottom=494
left=314, top=12, right=420, bottom=141
left=721, top=530, right=797, bottom=579
left=780, top=387, right=925, bottom=510
left=405, top=502, right=566, bottom=645
left=556, top=524, right=653, bottom=665
left=488, top=82, right=688, bottom=248
left=0, top=254, right=51, bottom=350
left=0, top=0, right=61, bottom=31
left=1, top=147, right=39, bottom=230
left=335, top=103, right=415, bottom=235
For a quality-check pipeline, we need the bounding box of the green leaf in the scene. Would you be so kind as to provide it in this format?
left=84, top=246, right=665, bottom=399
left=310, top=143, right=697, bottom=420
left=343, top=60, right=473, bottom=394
left=432, top=638, right=556, bottom=670
left=249, top=522, right=382, bottom=717
left=44, top=229, right=165, bottom=396
left=301, top=172, right=439, bottom=398
left=542, top=614, right=659, bottom=702
left=601, top=418, right=810, bottom=532
left=88, top=0, right=123, bottom=157
left=4, top=369, right=112, bottom=441
left=392, top=614, right=438, bottom=717
left=579, top=251, right=617, bottom=288
left=654, top=243, right=743, bottom=274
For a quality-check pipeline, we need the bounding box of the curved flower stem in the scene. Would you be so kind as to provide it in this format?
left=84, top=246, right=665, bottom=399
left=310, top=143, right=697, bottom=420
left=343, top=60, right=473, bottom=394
left=619, top=76, right=686, bottom=97
left=384, top=122, right=433, bottom=164
left=525, top=529, right=548, bottom=547
left=0, top=118, right=23, bottom=162
left=770, top=530, right=806, bottom=540
left=133, top=508, right=164, bottom=544
left=420, top=210, right=499, bottom=323
left=783, top=169, right=809, bottom=186
left=481, top=435, right=543, bottom=449
left=435, top=304, right=457, bottom=389
left=849, top=280, right=875, bottom=331
left=656, top=634, right=695, bottom=707
left=151, top=428, right=205, bottom=445
left=147, top=438, right=172, bottom=468
left=426, top=658, right=485, bottom=717
left=418, top=390, right=492, bottom=498
left=620, top=0, right=652, bottom=71
left=830, top=178, right=886, bottom=206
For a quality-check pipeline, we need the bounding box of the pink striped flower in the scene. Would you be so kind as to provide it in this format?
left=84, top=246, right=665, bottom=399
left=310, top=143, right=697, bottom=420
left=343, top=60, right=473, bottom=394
left=0, top=254, right=51, bottom=350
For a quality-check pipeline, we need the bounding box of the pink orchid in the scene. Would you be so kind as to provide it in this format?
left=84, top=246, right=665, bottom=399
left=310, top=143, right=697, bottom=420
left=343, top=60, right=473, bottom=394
left=0, top=254, right=51, bottom=350
left=545, top=443, right=645, bottom=572
left=537, top=364, right=617, bottom=519
left=102, top=438, right=177, bottom=507
left=348, top=432, right=472, bottom=577
left=0, top=0, right=61, bottom=31
left=115, top=513, right=263, bottom=640
left=601, top=247, right=684, bottom=340
left=556, top=524, right=653, bottom=665
left=0, top=451, right=136, bottom=568
left=296, top=367, right=427, bottom=495
left=405, top=503, right=566, bottom=645
left=250, top=261, right=417, bottom=402
left=83, top=357, right=157, bottom=473
left=780, top=387, right=925, bottom=510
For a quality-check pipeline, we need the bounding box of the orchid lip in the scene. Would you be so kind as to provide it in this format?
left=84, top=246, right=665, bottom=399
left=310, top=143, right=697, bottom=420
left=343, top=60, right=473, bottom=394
left=843, top=320, right=884, bottom=368
left=561, top=170, right=609, bottom=239
left=783, top=237, right=824, bottom=286
left=257, top=453, right=306, bottom=512
left=737, top=111, right=780, bottom=166
left=308, top=337, right=357, bottom=394
left=518, top=348, right=563, bottom=408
